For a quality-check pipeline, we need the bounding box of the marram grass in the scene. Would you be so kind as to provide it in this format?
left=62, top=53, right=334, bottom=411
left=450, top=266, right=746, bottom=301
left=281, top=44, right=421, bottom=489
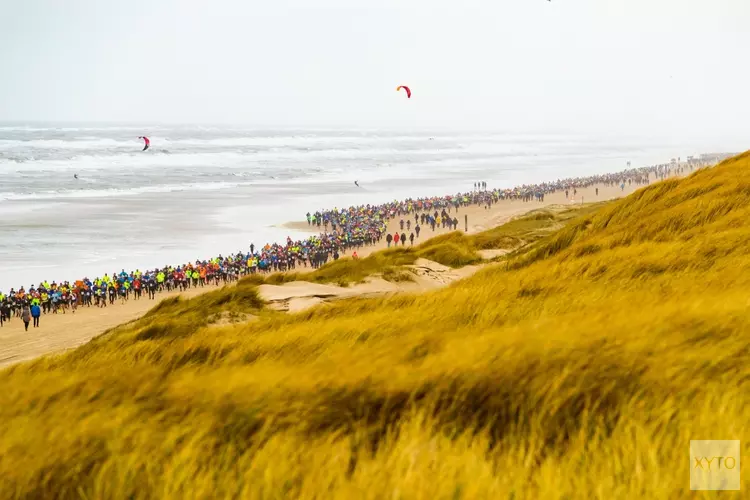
left=2, top=155, right=750, bottom=498
left=259, top=203, right=592, bottom=286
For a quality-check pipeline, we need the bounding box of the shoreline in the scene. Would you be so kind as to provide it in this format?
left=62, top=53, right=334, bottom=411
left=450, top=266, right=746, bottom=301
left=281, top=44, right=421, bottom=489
left=1, top=153, right=730, bottom=290
left=0, top=166, right=703, bottom=369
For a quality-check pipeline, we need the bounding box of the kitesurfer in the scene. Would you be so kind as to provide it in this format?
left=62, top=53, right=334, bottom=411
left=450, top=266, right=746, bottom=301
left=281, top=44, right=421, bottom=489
left=354, top=180, right=360, bottom=187
left=396, top=85, right=412, bottom=98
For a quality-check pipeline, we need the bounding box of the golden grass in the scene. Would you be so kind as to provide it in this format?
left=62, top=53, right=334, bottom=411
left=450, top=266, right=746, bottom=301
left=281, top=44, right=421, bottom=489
left=1, top=156, right=750, bottom=498
left=381, top=267, right=416, bottom=283
left=260, top=206, right=586, bottom=286
left=263, top=247, right=418, bottom=286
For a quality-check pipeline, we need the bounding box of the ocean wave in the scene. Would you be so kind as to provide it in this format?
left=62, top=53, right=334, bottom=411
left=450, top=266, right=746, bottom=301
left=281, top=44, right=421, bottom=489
left=0, top=180, right=256, bottom=201
left=0, top=128, right=693, bottom=206
left=0, top=142, right=584, bottom=172
left=0, top=138, right=135, bottom=149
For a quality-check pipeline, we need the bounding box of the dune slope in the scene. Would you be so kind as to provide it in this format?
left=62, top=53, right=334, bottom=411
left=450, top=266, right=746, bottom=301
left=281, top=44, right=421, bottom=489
left=1, top=156, right=749, bottom=499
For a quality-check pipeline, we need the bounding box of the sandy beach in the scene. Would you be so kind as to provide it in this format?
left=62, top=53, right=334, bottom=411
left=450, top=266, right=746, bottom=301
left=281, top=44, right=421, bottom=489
left=0, top=174, right=671, bottom=369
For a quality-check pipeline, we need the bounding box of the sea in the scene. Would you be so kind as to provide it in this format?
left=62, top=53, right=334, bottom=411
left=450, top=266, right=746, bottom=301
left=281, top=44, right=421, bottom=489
left=0, top=123, right=736, bottom=290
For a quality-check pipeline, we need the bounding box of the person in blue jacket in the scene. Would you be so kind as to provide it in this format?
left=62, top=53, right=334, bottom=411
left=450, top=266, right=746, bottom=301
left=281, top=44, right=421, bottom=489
left=30, top=302, right=41, bottom=328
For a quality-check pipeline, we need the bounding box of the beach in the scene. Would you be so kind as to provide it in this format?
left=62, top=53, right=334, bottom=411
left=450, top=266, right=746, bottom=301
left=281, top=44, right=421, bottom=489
left=0, top=170, right=692, bottom=368
left=0, top=124, right=728, bottom=289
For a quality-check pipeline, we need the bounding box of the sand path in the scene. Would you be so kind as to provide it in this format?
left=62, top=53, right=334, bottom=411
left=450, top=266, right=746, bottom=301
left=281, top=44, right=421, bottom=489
left=258, top=258, right=484, bottom=313
left=0, top=173, right=685, bottom=369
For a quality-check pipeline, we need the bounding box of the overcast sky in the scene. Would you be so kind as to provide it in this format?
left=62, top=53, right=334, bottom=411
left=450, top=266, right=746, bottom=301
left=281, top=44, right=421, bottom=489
left=1, top=0, right=748, bottom=140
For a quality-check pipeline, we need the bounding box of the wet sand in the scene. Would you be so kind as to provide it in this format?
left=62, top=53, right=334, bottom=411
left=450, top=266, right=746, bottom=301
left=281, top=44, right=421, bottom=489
left=0, top=173, right=685, bottom=369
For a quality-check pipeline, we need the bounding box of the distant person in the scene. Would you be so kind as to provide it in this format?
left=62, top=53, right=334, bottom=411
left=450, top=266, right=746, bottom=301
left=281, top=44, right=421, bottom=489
left=386, top=233, right=393, bottom=248
left=394, top=233, right=400, bottom=245
left=596, top=187, right=599, bottom=196
left=148, top=279, right=157, bottom=300
left=415, top=225, right=421, bottom=238
left=1, top=300, right=10, bottom=325
left=409, top=233, right=415, bottom=245
left=31, top=302, right=41, bottom=328
left=352, top=251, right=359, bottom=260
left=400, top=232, right=407, bottom=246
left=21, top=304, right=31, bottom=331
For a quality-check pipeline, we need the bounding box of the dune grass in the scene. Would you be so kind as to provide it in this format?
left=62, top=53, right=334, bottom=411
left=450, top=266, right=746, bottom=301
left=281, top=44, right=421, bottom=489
left=260, top=206, right=590, bottom=287
left=1, top=155, right=749, bottom=498
left=472, top=203, right=605, bottom=251
left=381, top=266, right=416, bottom=283
left=263, top=247, right=418, bottom=286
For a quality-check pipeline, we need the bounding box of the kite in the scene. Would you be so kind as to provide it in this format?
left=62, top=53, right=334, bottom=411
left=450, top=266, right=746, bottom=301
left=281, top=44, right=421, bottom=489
left=396, top=85, right=411, bottom=98
left=138, top=136, right=150, bottom=151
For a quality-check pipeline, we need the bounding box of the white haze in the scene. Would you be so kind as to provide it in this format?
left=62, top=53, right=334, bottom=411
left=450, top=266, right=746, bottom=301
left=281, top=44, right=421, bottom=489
left=0, top=0, right=748, bottom=145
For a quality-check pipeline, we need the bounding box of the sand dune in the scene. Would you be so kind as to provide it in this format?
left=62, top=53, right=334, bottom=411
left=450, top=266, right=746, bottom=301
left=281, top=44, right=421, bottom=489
left=258, top=257, right=484, bottom=313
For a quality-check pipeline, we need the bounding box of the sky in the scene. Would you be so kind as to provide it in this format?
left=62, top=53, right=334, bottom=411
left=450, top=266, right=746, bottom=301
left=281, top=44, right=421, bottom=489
left=1, top=0, right=748, bottom=141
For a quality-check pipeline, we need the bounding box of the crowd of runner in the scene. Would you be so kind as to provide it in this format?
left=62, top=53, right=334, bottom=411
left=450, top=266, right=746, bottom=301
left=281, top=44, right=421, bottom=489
left=306, top=161, right=699, bottom=231
left=0, top=157, right=713, bottom=329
